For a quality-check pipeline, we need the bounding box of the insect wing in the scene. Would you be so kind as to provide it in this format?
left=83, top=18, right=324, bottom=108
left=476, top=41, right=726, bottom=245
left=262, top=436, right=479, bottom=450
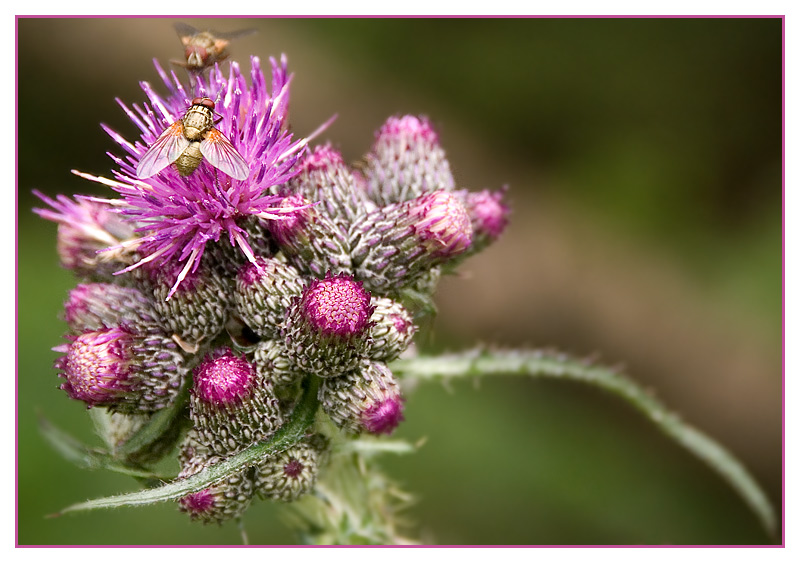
left=200, top=128, right=250, bottom=180
left=136, top=121, right=190, bottom=179
left=208, top=27, right=257, bottom=41
left=174, top=22, right=201, bottom=44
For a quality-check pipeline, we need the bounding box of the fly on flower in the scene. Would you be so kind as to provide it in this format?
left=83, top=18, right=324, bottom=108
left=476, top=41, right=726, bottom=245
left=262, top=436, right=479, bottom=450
left=171, top=22, right=256, bottom=73
left=136, top=97, right=250, bottom=180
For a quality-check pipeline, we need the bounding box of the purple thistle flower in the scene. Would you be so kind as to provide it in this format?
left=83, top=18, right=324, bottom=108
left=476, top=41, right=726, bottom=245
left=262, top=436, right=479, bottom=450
left=56, top=327, right=139, bottom=407
left=283, top=273, right=375, bottom=377
left=32, top=190, right=137, bottom=279
left=74, top=55, right=329, bottom=299
left=462, top=187, right=510, bottom=253
left=192, top=348, right=256, bottom=408
left=299, top=273, right=374, bottom=338
left=319, top=360, right=405, bottom=436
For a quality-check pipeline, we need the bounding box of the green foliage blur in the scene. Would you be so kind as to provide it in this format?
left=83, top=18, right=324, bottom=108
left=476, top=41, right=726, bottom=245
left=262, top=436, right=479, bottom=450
left=17, top=17, right=781, bottom=545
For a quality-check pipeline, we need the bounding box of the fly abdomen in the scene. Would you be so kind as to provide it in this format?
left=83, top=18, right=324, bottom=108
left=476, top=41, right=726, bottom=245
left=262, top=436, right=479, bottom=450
left=175, top=142, right=204, bottom=176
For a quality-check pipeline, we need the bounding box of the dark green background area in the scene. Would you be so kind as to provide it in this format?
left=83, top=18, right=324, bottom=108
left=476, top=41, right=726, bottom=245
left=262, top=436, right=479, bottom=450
left=17, top=17, right=781, bottom=545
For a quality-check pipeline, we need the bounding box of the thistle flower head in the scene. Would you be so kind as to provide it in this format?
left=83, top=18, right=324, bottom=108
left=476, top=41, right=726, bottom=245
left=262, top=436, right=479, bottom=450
left=56, top=327, right=138, bottom=406
left=409, top=191, right=473, bottom=258
left=63, top=282, right=156, bottom=333
left=179, top=489, right=217, bottom=517
left=363, top=114, right=455, bottom=205
left=299, top=274, right=373, bottom=338
left=464, top=188, right=510, bottom=251
left=363, top=395, right=405, bottom=435
left=192, top=347, right=256, bottom=408
left=77, top=55, right=322, bottom=299
left=319, top=360, right=405, bottom=435
left=32, top=191, right=136, bottom=279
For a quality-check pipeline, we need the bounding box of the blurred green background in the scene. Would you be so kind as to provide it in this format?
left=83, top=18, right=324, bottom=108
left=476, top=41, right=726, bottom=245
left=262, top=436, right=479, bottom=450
left=17, top=17, right=781, bottom=545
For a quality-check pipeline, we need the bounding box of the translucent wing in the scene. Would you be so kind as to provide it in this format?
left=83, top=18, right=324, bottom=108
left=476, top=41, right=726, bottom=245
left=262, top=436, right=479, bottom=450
left=136, top=121, right=190, bottom=179
left=208, top=27, right=257, bottom=40
left=200, top=128, right=250, bottom=180
left=173, top=22, right=201, bottom=44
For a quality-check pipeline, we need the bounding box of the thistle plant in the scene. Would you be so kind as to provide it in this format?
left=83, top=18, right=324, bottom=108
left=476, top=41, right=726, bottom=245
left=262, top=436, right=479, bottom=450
left=32, top=42, right=776, bottom=546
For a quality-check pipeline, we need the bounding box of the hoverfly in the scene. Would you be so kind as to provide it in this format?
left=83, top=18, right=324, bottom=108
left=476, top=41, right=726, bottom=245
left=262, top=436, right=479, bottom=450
left=171, top=22, right=256, bottom=73
left=136, top=97, right=250, bottom=180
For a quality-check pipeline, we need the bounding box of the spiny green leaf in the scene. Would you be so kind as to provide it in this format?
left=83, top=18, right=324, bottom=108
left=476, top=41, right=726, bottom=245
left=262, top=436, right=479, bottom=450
left=391, top=348, right=778, bottom=539
left=54, top=375, right=321, bottom=515
left=37, top=412, right=164, bottom=479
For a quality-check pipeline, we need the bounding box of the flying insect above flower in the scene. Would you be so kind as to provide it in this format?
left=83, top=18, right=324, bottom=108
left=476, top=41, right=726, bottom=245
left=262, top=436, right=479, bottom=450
left=171, top=22, right=256, bottom=73
left=136, top=96, right=250, bottom=180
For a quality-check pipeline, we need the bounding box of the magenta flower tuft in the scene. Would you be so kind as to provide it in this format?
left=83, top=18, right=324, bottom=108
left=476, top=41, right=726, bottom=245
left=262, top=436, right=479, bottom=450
left=32, top=191, right=137, bottom=279
left=283, top=458, right=304, bottom=478
left=363, top=396, right=405, bottom=435
left=192, top=348, right=255, bottom=407
left=319, top=360, right=405, bottom=435
left=179, top=489, right=217, bottom=517
left=74, top=55, right=326, bottom=299
left=283, top=274, right=375, bottom=377
left=57, top=327, right=138, bottom=406
left=463, top=187, right=510, bottom=253
left=410, top=191, right=473, bottom=258
left=300, top=274, right=373, bottom=338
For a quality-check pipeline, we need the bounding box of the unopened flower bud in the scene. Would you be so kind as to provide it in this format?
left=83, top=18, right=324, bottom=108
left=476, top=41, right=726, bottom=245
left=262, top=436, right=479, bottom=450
left=349, top=190, right=473, bottom=293
left=63, top=283, right=157, bottom=333
left=253, top=338, right=300, bottom=388
left=33, top=191, right=137, bottom=281
left=177, top=439, right=254, bottom=525
left=143, top=259, right=233, bottom=349
left=189, top=348, right=283, bottom=456
left=254, top=434, right=328, bottom=502
left=462, top=188, right=510, bottom=255
left=361, top=115, right=455, bottom=205
left=234, top=256, right=304, bottom=339
left=287, top=144, right=370, bottom=229
left=367, top=297, right=416, bottom=362
left=268, top=193, right=352, bottom=277
left=283, top=274, right=374, bottom=377
left=55, top=325, right=184, bottom=412
left=319, top=360, right=404, bottom=435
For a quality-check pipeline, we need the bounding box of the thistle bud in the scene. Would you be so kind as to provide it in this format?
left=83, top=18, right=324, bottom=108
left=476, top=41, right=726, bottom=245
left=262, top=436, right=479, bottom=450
left=349, top=190, right=473, bottom=293
left=367, top=297, right=416, bottom=362
left=55, top=325, right=185, bottom=412
left=461, top=188, right=510, bottom=255
left=189, top=348, right=283, bottom=456
left=287, top=144, right=370, bottom=229
left=361, top=115, right=455, bottom=205
left=33, top=191, right=137, bottom=281
left=253, top=338, right=300, bottom=388
left=177, top=439, right=254, bottom=525
left=283, top=274, right=374, bottom=377
left=234, top=256, right=304, bottom=339
left=143, top=259, right=233, bottom=349
left=268, top=193, right=352, bottom=277
left=319, top=360, right=404, bottom=435
left=63, top=283, right=157, bottom=333
left=254, top=434, right=328, bottom=502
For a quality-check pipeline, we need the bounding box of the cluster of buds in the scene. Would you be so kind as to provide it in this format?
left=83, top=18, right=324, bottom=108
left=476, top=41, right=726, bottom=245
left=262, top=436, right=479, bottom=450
left=34, top=53, right=509, bottom=525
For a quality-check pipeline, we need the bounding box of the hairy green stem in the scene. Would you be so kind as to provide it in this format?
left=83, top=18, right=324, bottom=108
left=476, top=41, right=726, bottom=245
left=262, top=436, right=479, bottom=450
left=391, top=348, right=778, bottom=539
left=54, top=375, right=321, bottom=515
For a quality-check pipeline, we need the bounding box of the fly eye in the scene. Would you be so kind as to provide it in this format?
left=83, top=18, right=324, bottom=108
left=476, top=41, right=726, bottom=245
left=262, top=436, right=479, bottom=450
left=191, top=97, right=215, bottom=110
